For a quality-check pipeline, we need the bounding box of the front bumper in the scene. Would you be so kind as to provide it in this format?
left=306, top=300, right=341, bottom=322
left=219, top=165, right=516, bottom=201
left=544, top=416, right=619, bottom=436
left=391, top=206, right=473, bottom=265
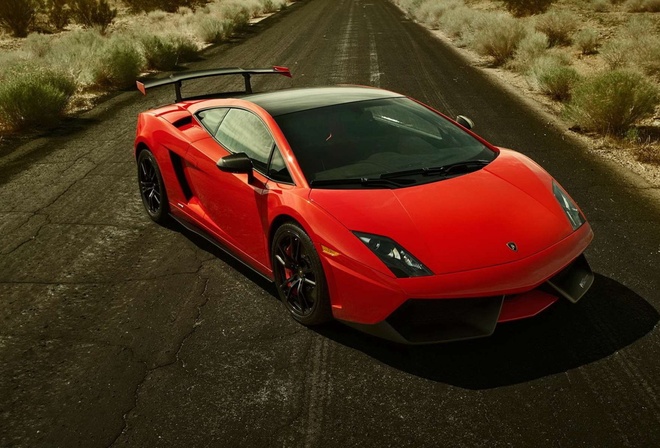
left=323, top=223, right=594, bottom=344
left=341, top=254, right=593, bottom=344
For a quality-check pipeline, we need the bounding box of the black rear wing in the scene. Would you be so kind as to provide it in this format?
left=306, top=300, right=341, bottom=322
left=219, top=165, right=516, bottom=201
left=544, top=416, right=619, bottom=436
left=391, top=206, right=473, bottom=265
left=136, top=66, right=292, bottom=102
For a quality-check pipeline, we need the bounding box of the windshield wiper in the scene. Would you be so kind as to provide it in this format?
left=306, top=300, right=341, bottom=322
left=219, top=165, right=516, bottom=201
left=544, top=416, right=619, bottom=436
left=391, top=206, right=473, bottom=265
left=310, top=177, right=413, bottom=188
left=380, top=159, right=491, bottom=179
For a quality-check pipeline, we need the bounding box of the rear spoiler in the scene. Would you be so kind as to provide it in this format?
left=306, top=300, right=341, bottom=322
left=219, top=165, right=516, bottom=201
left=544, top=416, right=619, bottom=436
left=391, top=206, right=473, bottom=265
left=136, top=66, right=292, bottom=102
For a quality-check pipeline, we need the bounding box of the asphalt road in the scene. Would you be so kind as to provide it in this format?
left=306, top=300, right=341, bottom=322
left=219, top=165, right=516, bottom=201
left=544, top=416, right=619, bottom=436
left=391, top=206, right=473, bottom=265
left=1, top=0, right=660, bottom=446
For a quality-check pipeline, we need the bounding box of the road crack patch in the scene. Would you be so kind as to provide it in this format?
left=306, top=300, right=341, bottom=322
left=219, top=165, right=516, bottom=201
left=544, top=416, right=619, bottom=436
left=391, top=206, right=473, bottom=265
left=107, top=273, right=211, bottom=447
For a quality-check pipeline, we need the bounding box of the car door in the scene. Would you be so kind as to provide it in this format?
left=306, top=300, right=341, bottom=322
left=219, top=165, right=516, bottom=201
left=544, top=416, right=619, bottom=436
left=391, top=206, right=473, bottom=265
left=187, top=107, right=275, bottom=269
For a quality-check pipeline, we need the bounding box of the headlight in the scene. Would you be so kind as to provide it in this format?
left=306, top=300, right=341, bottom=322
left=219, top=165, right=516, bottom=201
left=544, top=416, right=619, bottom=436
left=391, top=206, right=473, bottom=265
left=353, top=232, right=433, bottom=278
left=553, top=181, right=585, bottom=230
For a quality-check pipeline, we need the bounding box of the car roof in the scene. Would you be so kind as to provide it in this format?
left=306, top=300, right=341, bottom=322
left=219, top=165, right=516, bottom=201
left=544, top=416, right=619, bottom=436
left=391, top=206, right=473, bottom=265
left=244, top=86, right=404, bottom=117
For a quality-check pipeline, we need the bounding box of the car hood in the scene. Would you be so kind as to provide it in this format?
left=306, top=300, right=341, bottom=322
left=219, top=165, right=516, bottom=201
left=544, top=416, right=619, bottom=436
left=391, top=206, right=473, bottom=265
left=309, top=150, right=575, bottom=275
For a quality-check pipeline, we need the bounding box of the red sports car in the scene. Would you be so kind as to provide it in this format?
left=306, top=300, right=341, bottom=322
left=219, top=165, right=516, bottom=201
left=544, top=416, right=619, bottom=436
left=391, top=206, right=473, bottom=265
left=135, top=67, right=594, bottom=344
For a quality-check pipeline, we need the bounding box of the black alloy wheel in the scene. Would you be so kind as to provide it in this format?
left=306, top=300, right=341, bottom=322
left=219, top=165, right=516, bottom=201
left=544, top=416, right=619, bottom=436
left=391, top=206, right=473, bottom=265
left=137, top=149, right=169, bottom=224
left=272, top=223, right=331, bottom=326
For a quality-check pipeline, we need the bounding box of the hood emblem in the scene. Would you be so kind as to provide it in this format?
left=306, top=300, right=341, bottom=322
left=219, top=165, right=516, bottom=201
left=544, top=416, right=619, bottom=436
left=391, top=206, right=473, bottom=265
left=507, top=242, right=518, bottom=252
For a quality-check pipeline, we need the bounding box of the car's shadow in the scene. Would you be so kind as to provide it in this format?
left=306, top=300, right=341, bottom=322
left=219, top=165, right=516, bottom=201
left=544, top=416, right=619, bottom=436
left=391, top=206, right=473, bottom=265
left=313, top=274, right=659, bottom=389
left=177, top=225, right=658, bottom=389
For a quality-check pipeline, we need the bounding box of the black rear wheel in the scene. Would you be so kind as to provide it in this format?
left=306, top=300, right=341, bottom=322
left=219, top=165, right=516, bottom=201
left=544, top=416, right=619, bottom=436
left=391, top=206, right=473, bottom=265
left=137, top=149, right=169, bottom=224
left=272, top=223, right=332, bottom=326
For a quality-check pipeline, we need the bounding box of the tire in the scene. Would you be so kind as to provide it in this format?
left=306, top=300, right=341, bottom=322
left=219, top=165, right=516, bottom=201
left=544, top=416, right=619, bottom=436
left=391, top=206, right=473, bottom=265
left=271, top=223, right=332, bottom=326
left=137, top=149, right=169, bottom=224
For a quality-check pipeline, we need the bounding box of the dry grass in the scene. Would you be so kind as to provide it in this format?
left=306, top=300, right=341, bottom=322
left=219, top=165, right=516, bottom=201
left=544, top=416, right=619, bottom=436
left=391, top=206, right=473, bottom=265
left=94, top=36, right=143, bottom=88
left=438, top=6, right=484, bottom=45
left=0, top=0, right=291, bottom=132
left=400, top=0, right=660, bottom=143
left=416, top=0, right=463, bottom=28
left=0, top=64, right=76, bottom=130
left=530, top=54, right=581, bottom=101
left=511, top=30, right=549, bottom=72
left=535, top=9, right=578, bottom=47
left=500, top=0, right=555, bottom=16
left=397, top=1, right=484, bottom=45
left=601, top=16, right=660, bottom=78
left=565, top=70, right=659, bottom=135
left=592, top=0, right=610, bottom=12
left=471, top=12, right=526, bottom=65
left=574, top=28, right=600, bottom=55
left=624, top=0, right=660, bottom=12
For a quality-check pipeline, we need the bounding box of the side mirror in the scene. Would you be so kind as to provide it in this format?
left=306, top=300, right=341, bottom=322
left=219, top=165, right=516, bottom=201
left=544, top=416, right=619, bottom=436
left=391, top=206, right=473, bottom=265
left=217, top=152, right=253, bottom=180
left=456, top=115, right=474, bottom=130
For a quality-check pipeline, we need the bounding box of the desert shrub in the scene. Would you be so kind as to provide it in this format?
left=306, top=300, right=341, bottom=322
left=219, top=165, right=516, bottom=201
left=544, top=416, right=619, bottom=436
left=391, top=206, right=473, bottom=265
left=471, top=13, right=526, bottom=65
left=220, top=2, right=251, bottom=29
left=638, top=44, right=660, bottom=78
left=625, top=0, right=660, bottom=11
left=623, top=16, right=660, bottom=77
left=124, top=0, right=205, bottom=13
left=530, top=56, right=581, bottom=101
left=24, top=33, right=53, bottom=57
left=438, top=7, right=483, bottom=44
left=601, top=39, right=628, bottom=69
left=0, top=65, right=76, bottom=130
left=141, top=35, right=180, bottom=70
left=0, top=0, right=37, bottom=37
left=171, top=34, right=199, bottom=62
left=46, top=0, right=71, bottom=31
left=194, top=0, right=256, bottom=44
left=0, top=52, right=24, bottom=71
left=197, top=16, right=229, bottom=43
left=44, top=29, right=106, bottom=86
left=261, top=0, right=287, bottom=13
left=601, top=17, right=660, bottom=77
left=241, top=0, right=267, bottom=18
left=535, top=10, right=578, bottom=47
left=193, top=0, right=257, bottom=41
left=93, top=37, right=143, bottom=88
left=500, top=0, right=555, bottom=16
left=566, top=70, right=660, bottom=135
left=511, top=30, right=549, bottom=71
left=146, top=9, right=169, bottom=22
left=70, top=0, right=117, bottom=34
left=398, top=0, right=426, bottom=16
left=416, top=0, right=462, bottom=28
left=574, top=28, right=599, bottom=55
left=624, top=15, right=653, bottom=41
left=592, top=0, right=609, bottom=11
left=140, top=34, right=198, bottom=70
left=639, top=45, right=660, bottom=79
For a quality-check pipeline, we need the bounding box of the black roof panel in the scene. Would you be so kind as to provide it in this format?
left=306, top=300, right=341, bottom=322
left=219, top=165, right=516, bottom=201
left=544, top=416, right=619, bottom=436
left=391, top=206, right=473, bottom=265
left=245, top=86, right=404, bottom=116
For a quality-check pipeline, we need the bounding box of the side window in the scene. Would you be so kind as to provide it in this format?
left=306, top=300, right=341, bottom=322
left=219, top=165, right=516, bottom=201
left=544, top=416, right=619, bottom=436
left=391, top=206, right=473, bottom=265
left=268, top=146, right=293, bottom=184
left=197, top=108, right=230, bottom=135
left=216, top=109, right=274, bottom=172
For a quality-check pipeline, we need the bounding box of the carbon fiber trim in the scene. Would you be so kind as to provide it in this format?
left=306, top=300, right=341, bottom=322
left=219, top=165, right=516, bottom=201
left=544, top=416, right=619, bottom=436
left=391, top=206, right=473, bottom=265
left=341, top=296, right=504, bottom=344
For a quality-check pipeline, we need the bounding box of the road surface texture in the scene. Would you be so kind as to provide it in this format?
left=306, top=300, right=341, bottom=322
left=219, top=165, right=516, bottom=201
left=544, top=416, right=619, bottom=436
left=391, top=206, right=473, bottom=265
left=1, top=0, right=660, bottom=446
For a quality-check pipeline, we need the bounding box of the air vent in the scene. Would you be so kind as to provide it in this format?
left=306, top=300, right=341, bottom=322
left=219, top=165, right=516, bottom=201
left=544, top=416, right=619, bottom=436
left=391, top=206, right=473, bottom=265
left=172, top=116, right=193, bottom=129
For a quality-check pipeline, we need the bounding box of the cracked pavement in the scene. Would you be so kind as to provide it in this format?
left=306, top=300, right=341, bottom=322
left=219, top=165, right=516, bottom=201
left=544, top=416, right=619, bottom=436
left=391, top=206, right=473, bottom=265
left=2, top=0, right=660, bottom=447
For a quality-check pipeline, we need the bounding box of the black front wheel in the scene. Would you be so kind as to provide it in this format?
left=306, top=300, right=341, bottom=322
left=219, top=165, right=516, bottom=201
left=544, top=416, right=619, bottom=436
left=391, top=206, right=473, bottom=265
left=272, top=223, right=332, bottom=326
left=137, top=149, right=169, bottom=224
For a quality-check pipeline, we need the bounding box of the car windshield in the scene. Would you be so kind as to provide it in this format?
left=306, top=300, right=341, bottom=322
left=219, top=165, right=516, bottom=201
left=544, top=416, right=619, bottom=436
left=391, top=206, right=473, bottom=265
left=274, top=97, right=496, bottom=188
